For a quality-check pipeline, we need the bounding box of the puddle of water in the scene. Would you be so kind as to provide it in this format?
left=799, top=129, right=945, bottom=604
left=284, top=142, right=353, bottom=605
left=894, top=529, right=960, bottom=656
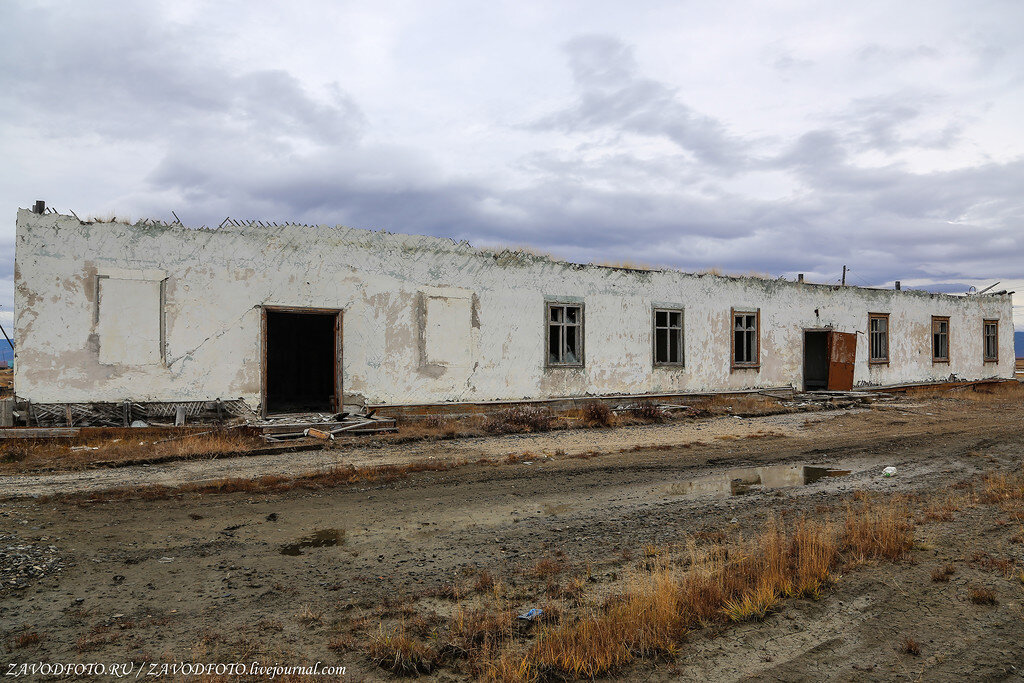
left=280, top=529, right=345, bottom=556
left=668, top=464, right=850, bottom=497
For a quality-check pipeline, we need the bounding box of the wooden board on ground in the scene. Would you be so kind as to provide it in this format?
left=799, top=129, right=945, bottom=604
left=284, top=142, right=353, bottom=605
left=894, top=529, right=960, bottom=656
left=0, top=427, right=80, bottom=439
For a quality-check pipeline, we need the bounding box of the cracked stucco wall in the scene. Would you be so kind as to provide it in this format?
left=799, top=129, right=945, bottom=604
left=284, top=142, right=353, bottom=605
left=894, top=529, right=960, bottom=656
left=13, top=209, right=1016, bottom=406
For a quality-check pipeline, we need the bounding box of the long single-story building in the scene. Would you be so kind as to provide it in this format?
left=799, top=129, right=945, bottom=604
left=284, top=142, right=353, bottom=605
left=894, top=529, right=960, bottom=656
left=13, top=207, right=1016, bottom=418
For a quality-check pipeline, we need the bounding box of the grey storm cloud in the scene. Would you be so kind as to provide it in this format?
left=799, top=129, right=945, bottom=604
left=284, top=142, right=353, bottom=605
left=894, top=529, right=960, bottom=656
left=0, top=2, right=364, bottom=147
left=0, top=3, right=1021, bottom=313
left=530, top=35, right=750, bottom=169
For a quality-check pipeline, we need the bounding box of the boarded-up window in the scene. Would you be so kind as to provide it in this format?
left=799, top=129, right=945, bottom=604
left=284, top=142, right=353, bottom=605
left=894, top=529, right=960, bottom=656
left=869, top=313, right=889, bottom=363
left=984, top=319, right=998, bottom=362
left=653, top=308, right=684, bottom=365
left=932, top=316, right=950, bottom=363
left=422, top=295, right=472, bottom=367
left=97, top=276, right=163, bottom=365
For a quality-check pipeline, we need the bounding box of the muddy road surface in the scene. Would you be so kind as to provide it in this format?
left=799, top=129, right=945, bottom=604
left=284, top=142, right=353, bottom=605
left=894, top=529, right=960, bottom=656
left=2, top=396, right=1024, bottom=680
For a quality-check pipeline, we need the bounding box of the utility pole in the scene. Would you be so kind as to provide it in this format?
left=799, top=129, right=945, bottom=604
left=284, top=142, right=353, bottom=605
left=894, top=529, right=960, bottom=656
left=841, top=265, right=847, bottom=286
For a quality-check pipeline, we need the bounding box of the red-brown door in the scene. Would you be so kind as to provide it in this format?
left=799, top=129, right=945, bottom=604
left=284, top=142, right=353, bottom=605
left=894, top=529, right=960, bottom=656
left=826, top=331, right=857, bottom=391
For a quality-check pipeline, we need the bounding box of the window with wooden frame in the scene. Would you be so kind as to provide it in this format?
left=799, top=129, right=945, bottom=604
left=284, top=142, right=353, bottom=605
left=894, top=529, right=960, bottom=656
left=932, top=316, right=950, bottom=363
left=546, top=302, right=583, bottom=366
left=731, top=308, right=760, bottom=369
left=653, top=308, right=684, bottom=366
left=984, top=319, right=998, bottom=363
left=868, top=313, right=889, bottom=364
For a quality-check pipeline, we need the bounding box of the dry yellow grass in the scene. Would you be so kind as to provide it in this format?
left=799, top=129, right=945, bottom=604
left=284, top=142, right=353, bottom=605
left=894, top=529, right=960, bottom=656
left=0, top=428, right=264, bottom=472
left=46, top=458, right=469, bottom=503
left=375, top=503, right=913, bottom=680
left=912, top=381, right=1024, bottom=403
left=368, top=623, right=437, bottom=675
left=842, top=498, right=915, bottom=561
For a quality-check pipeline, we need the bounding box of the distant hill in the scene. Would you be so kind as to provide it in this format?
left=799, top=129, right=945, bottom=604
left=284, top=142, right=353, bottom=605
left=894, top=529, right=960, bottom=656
left=1017, top=331, right=1024, bottom=358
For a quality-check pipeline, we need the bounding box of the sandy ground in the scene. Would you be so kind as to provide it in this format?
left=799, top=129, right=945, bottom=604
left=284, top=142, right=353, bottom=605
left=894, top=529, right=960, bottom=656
left=1, top=396, right=1023, bottom=680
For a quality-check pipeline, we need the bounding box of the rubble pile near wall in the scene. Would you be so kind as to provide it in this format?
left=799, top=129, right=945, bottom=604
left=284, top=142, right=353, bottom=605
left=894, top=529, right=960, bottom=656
left=256, top=412, right=398, bottom=442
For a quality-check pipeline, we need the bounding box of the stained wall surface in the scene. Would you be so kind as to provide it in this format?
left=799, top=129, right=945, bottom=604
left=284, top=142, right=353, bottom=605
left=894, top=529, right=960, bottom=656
left=13, top=210, right=1016, bottom=406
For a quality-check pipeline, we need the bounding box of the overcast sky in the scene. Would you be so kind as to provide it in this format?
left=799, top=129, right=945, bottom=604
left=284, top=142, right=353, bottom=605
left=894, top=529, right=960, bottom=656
left=1, top=0, right=1022, bottom=328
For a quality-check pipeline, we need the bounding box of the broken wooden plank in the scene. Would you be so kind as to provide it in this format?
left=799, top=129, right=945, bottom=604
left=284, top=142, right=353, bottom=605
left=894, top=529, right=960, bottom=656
left=329, top=420, right=376, bottom=434
left=343, top=426, right=398, bottom=434
left=0, top=427, right=80, bottom=439
left=153, top=430, right=215, bottom=445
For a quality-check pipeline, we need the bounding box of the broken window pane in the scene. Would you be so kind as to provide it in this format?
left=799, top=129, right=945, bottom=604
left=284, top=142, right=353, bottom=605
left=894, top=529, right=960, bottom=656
left=653, top=308, right=683, bottom=365
left=869, top=315, right=888, bottom=362
left=548, top=323, right=560, bottom=363
left=733, top=312, right=757, bottom=365
left=984, top=321, right=998, bottom=360
left=565, top=325, right=578, bottom=362
left=932, top=318, right=949, bottom=361
left=547, top=303, right=583, bottom=365
left=655, top=328, right=668, bottom=363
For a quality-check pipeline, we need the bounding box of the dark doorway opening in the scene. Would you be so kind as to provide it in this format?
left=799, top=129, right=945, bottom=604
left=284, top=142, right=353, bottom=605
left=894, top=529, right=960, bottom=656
left=264, top=309, right=339, bottom=414
left=804, top=331, right=829, bottom=391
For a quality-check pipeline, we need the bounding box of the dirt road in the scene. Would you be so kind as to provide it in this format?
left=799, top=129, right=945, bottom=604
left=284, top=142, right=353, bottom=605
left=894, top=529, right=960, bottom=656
left=0, top=409, right=850, bottom=497
left=2, top=395, right=1023, bottom=680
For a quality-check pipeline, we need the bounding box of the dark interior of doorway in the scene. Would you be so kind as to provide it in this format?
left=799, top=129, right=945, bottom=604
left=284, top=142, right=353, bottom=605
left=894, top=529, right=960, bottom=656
left=804, top=331, right=829, bottom=391
left=266, top=310, right=336, bottom=414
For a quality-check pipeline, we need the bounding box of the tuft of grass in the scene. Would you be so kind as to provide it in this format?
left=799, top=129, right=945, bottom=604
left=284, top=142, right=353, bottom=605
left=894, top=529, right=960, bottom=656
left=369, top=624, right=437, bottom=675
left=295, top=604, right=324, bottom=625
left=969, top=551, right=1016, bottom=577
left=931, top=564, right=956, bottom=582
left=449, top=605, right=514, bottom=650
left=842, top=498, right=914, bottom=561
left=75, top=628, right=120, bottom=652
left=483, top=407, right=555, bottom=434
left=327, top=634, right=355, bottom=652
left=721, top=580, right=779, bottom=622
left=474, top=571, right=495, bottom=593
left=531, top=558, right=566, bottom=580
left=969, top=586, right=997, bottom=605
left=581, top=402, right=614, bottom=427
left=627, top=401, right=663, bottom=421
left=898, top=637, right=921, bottom=656
left=11, top=631, right=41, bottom=648
left=479, top=648, right=538, bottom=682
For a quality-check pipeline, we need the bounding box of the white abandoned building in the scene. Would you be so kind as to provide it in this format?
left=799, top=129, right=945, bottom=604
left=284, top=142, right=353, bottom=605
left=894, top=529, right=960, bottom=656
left=12, top=207, right=1016, bottom=421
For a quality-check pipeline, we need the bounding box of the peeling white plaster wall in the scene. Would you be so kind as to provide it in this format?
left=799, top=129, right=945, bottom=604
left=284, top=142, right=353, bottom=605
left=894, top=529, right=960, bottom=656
left=13, top=210, right=1016, bottom=406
